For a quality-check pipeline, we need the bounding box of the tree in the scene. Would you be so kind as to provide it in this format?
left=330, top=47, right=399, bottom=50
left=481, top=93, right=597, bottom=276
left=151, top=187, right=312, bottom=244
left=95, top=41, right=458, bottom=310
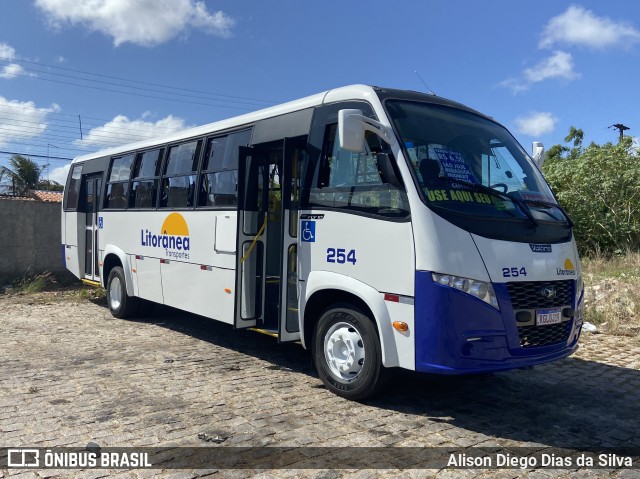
left=36, top=179, right=64, bottom=191
left=0, top=154, right=47, bottom=196
left=543, top=129, right=640, bottom=253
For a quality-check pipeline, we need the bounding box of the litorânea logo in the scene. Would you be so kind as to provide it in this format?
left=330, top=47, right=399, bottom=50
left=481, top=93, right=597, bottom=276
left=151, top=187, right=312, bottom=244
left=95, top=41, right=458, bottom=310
left=141, top=213, right=191, bottom=260
left=556, top=258, right=576, bottom=276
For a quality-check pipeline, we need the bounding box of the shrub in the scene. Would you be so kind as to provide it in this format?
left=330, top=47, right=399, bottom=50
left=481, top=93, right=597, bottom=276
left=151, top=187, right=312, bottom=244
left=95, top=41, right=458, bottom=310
left=543, top=133, right=640, bottom=254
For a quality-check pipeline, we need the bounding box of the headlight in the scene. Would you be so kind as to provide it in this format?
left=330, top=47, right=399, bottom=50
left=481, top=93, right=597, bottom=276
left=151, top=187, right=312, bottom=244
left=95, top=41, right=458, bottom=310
left=432, top=272, right=499, bottom=309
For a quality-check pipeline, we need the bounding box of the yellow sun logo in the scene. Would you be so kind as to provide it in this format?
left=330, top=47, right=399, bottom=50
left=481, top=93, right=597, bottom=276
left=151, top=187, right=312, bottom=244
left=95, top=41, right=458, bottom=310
left=564, top=258, right=574, bottom=270
left=160, top=213, right=189, bottom=236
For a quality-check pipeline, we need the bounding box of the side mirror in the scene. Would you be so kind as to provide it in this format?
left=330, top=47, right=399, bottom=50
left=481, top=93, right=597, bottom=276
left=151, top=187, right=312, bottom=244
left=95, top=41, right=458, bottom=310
left=338, top=109, right=367, bottom=152
left=338, top=109, right=395, bottom=153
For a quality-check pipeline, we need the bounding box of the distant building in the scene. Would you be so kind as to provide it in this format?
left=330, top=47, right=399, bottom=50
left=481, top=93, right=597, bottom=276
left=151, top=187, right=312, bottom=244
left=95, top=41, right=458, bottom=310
left=30, top=190, right=64, bottom=203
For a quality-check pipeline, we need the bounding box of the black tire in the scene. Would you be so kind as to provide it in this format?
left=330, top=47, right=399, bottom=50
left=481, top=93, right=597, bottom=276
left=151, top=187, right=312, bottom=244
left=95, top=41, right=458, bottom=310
left=312, top=303, right=389, bottom=400
left=106, top=266, right=139, bottom=319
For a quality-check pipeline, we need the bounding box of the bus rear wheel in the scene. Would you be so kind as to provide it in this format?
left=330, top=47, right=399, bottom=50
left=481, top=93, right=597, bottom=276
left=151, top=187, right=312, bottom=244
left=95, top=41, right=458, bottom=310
left=313, top=304, right=388, bottom=400
left=106, top=266, right=138, bottom=319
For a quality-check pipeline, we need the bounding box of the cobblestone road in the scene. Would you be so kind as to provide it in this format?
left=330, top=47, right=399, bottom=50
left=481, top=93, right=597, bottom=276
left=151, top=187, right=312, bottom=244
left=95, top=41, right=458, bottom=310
left=0, top=290, right=639, bottom=478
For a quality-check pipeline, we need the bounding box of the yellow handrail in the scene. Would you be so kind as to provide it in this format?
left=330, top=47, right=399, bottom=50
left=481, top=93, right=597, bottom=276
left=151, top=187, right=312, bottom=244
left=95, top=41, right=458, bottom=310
left=239, top=216, right=267, bottom=264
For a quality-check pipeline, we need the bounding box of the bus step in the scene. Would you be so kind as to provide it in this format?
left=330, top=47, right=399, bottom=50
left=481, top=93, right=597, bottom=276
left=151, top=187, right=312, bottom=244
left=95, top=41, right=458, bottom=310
left=249, top=327, right=278, bottom=338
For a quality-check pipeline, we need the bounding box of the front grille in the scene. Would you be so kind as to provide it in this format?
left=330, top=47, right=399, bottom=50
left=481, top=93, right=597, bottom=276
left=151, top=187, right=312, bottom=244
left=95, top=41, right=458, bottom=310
left=506, top=280, right=573, bottom=309
left=517, top=322, right=571, bottom=348
left=506, top=280, right=575, bottom=348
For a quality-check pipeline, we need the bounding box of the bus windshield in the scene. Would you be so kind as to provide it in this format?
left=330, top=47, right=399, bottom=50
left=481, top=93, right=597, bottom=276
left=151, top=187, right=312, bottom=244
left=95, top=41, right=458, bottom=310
left=385, top=100, right=570, bottom=231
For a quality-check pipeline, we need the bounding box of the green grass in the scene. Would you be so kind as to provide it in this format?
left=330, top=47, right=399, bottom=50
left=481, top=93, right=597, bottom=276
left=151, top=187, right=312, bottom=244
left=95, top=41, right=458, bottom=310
left=582, top=251, right=640, bottom=337
left=581, top=250, right=640, bottom=280
left=11, top=271, right=54, bottom=294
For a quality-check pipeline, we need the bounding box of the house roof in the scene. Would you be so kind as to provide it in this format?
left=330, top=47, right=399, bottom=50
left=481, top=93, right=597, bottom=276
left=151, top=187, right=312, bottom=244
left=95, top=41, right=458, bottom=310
left=30, top=190, right=64, bottom=202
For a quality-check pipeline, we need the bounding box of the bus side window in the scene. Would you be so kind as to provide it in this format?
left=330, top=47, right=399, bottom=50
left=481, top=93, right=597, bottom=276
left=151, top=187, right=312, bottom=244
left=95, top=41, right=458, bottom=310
left=105, top=154, right=134, bottom=209
left=198, top=129, right=251, bottom=208
left=309, top=124, right=409, bottom=218
left=130, top=148, right=163, bottom=209
left=160, top=140, right=202, bottom=208
left=64, top=164, right=83, bottom=210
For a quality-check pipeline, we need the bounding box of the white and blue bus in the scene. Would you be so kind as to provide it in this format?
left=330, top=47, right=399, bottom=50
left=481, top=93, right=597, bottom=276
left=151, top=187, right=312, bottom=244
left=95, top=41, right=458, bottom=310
left=62, top=85, right=584, bottom=399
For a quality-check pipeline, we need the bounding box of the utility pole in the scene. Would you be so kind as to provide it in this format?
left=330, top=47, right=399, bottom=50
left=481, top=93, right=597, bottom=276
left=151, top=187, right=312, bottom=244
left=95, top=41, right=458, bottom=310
left=611, top=123, right=630, bottom=143
left=47, top=144, right=59, bottom=190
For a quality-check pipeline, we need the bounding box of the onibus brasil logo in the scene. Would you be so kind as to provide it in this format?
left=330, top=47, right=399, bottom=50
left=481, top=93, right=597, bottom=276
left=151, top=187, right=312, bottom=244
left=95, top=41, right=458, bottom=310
left=141, top=213, right=191, bottom=260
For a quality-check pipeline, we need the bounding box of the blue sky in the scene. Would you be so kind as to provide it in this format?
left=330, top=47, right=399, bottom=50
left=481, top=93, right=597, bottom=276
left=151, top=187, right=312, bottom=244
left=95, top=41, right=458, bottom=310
left=1, top=0, right=639, bottom=185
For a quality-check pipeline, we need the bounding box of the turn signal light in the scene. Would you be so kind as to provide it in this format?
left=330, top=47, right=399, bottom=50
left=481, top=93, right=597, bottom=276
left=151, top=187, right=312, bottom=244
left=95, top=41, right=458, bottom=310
left=392, top=321, right=409, bottom=332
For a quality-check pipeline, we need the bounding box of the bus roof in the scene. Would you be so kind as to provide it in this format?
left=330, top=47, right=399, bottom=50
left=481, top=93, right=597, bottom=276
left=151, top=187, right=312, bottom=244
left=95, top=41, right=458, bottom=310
left=71, top=84, right=484, bottom=164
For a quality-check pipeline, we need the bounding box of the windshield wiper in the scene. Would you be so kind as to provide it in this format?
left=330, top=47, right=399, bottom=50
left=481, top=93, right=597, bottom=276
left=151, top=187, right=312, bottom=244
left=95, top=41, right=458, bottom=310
left=434, top=176, right=539, bottom=227
left=520, top=199, right=574, bottom=228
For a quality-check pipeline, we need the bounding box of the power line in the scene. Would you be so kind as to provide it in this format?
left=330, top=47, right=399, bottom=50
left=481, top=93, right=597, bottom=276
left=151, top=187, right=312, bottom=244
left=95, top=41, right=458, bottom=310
left=0, top=55, right=276, bottom=106
left=0, top=121, right=159, bottom=144
left=13, top=64, right=272, bottom=109
left=0, top=149, right=73, bottom=160
left=0, top=101, right=185, bottom=128
left=0, top=56, right=282, bottom=162
left=2, top=71, right=260, bottom=111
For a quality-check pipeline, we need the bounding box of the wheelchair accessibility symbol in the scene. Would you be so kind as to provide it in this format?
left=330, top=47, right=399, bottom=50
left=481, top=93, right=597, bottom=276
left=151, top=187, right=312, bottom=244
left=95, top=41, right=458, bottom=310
left=301, top=220, right=315, bottom=242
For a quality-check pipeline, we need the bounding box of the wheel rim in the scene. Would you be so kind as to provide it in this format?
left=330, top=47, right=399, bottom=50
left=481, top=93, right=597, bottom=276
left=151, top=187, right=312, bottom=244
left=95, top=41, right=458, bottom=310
left=323, top=321, right=365, bottom=382
left=109, top=276, right=122, bottom=311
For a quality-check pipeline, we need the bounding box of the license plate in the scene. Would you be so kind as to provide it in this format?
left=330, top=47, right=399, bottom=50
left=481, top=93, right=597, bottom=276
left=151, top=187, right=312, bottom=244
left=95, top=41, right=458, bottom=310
left=536, top=308, right=562, bottom=325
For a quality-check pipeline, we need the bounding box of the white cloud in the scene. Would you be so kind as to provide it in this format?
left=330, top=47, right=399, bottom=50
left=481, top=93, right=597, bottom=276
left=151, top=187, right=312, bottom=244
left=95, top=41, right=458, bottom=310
left=48, top=163, right=71, bottom=185
left=0, top=96, right=59, bottom=147
left=500, top=51, right=580, bottom=93
left=515, top=112, right=558, bottom=137
left=0, top=43, right=17, bottom=60
left=35, top=0, right=235, bottom=47
left=540, top=5, right=640, bottom=50
left=0, top=42, right=36, bottom=80
left=75, top=114, right=190, bottom=148
left=0, top=63, right=26, bottom=79
left=524, top=51, right=580, bottom=83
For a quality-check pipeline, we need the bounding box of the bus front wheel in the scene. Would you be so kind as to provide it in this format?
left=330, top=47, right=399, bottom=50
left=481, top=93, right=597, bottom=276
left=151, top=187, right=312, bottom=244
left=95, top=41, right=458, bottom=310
left=313, top=304, right=388, bottom=400
left=106, top=266, right=138, bottom=319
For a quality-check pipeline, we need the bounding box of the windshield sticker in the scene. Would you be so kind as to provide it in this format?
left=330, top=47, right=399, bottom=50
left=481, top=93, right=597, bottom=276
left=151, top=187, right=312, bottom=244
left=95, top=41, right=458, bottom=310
left=434, top=148, right=477, bottom=185
left=426, top=188, right=493, bottom=204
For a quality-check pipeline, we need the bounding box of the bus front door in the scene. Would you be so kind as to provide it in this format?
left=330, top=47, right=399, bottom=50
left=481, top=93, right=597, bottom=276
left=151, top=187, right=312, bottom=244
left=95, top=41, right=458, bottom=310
left=235, top=138, right=304, bottom=342
left=277, top=137, right=305, bottom=342
left=234, top=147, right=268, bottom=329
left=81, top=174, right=102, bottom=283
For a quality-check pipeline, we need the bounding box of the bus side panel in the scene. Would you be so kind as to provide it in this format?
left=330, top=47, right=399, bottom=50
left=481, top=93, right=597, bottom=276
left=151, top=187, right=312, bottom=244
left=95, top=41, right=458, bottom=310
left=161, top=261, right=235, bottom=323
left=135, top=256, right=164, bottom=304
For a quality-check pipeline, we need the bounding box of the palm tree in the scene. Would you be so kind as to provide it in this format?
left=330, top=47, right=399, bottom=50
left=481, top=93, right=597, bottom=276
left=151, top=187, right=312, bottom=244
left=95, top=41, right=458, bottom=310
left=1, top=154, right=46, bottom=196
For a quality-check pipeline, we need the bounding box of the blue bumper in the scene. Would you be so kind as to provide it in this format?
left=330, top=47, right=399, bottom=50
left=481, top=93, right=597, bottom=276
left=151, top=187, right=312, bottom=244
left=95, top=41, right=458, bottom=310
left=414, top=271, right=581, bottom=374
